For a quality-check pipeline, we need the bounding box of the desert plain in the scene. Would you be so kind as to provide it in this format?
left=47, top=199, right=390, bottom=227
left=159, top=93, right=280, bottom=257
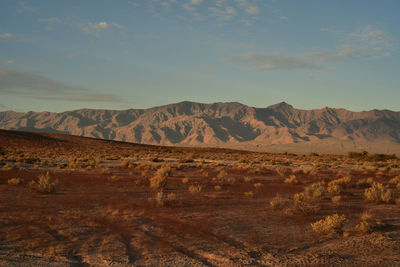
left=0, top=129, right=400, bottom=266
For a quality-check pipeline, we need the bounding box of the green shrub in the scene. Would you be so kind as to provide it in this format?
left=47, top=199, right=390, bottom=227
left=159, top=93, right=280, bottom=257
left=311, top=214, right=347, bottom=236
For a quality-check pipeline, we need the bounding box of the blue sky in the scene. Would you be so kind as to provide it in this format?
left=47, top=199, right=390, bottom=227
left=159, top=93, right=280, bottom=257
left=0, top=0, right=399, bottom=112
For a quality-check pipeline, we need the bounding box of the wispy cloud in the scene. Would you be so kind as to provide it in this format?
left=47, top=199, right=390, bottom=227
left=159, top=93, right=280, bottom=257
left=226, top=25, right=394, bottom=72
left=17, top=1, right=38, bottom=13
left=0, top=33, right=26, bottom=41
left=190, top=0, right=203, bottom=5
left=38, top=17, right=62, bottom=24
left=0, top=69, right=121, bottom=103
left=78, top=21, right=122, bottom=36
left=225, top=54, right=333, bottom=72
left=245, top=6, right=259, bottom=15
left=0, top=103, right=8, bottom=110
left=360, top=25, right=393, bottom=46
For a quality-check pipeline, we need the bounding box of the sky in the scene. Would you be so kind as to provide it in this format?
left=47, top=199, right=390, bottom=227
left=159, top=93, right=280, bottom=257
left=0, top=0, right=399, bottom=112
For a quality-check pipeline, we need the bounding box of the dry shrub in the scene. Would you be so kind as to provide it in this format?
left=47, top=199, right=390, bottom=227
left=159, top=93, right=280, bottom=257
left=155, top=191, right=165, bottom=206
left=244, top=191, right=254, bottom=197
left=294, top=192, right=305, bottom=202
left=275, top=166, right=290, bottom=177
left=271, top=193, right=318, bottom=215
left=167, top=192, right=176, bottom=201
left=327, top=176, right=351, bottom=194
left=120, top=158, right=131, bottom=168
left=355, top=212, right=385, bottom=234
left=311, top=214, right=347, bottom=236
left=29, top=172, right=58, bottom=193
left=214, top=185, right=221, bottom=191
left=201, top=169, right=209, bottom=177
left=2, top=163, right=18, bottom=170
left=270, top=194, right=291, bottom=210
left=141, top=169, right=150, bottom=177
left=213, top=169, right=235, bottom=185
left=108, top=175, right=121, bottom=182
left=357, top=177, right=375, bottom=188
left=304, top=182, right=326, bottom=198
left=149, top=166, right=171, bottom=190
left=189, top=184, right=202, bottom=194
left=182, top=177, right=189, bottom=184
left=243, top=176, right=253, bottom=182
left=331, top=195, right=341, bottom=203
left=364, top=182, right=393, bottom=203
left=389, top=175, right=400, bottom=185
left=253, top=182, right=263, bottom=189
left=8, top=177, right=23, bottom=186
left=284, top=175, right=299, bottom=184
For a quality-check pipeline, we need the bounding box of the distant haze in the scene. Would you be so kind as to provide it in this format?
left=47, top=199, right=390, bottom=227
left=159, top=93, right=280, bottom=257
left=1, top=101, right=399, bottom=154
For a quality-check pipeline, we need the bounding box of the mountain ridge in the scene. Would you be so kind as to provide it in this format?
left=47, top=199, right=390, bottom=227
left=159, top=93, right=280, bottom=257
left=1, top=101, right=399, bottom=154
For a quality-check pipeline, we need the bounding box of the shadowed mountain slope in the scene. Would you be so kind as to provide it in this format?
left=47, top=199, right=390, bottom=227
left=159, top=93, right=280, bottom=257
left=1, top=101, right=399, bottom=154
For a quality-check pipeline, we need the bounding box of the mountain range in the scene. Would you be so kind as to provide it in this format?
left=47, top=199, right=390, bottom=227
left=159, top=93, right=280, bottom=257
left=1, top=101, right=399, bottom=154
